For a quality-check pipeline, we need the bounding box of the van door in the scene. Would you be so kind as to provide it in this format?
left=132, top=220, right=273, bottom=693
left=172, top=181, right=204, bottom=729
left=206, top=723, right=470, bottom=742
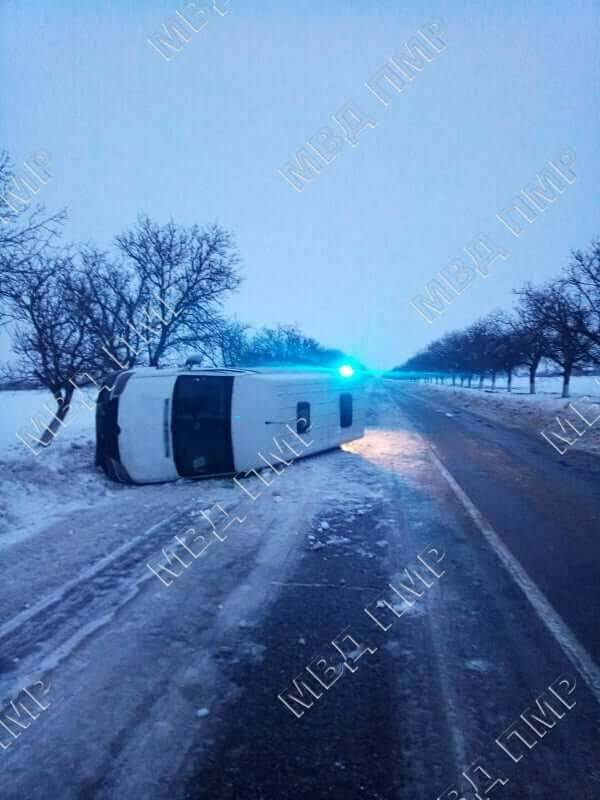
left=171, top=375, right=235, bottom=477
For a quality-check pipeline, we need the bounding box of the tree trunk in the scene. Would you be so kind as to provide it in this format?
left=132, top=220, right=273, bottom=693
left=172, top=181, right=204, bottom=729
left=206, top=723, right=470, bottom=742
left=478, top=375, right=484, bottom=389
left=507, top=369, right=513, bottom=393
left=39, top=386, right=75, bottom=446
left=467, top=375, right=472, bottom=388
left=529, top=366, right=537, bottom=394
left=562, top=366, right=572, bottom=399
left=491, top=371, right=496, bottom=390
left=452, top=374, right=456, bottom=386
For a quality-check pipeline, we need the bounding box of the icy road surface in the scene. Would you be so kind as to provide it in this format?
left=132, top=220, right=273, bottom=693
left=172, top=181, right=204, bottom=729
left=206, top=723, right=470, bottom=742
left=1, top=380, right=599, bottom=799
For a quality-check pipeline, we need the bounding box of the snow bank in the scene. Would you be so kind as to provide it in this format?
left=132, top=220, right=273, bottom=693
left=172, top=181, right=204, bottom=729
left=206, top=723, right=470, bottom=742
left=0, top=388, right=112, bottom=544
left=470, top=374, right=600, bottom=397
left=407, top=377, right=600, bottom=457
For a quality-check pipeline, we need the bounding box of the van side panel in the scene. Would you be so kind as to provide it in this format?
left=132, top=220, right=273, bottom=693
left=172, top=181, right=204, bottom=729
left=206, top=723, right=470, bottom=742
left=231, top=374, right=366, bottom=473
left=230, top=377, right=281, bottom=472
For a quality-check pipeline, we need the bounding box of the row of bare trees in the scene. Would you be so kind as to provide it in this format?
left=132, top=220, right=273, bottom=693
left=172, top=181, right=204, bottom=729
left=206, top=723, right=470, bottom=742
left=214, top=321, right=346, bottom=369
left=396, top=239, right=600, bottom=398
left=0, top=150, right=343, bottom=441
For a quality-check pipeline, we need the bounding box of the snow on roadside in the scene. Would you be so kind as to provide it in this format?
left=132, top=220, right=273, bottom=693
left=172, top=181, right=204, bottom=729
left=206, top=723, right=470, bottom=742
left=0, top=388, right=229, bottom=549
left=403, top=377, right=600, bottom=457
left=0, top=389, right=109, bottom=543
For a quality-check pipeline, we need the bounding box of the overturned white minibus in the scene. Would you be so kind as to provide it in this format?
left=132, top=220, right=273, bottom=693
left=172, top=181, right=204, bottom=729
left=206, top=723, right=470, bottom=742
left=96, top=365, right=366, bottom=484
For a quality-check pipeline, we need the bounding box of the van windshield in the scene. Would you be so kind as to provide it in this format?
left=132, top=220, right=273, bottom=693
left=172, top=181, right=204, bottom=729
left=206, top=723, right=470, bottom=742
left=171, top=375, right=234, bottom=477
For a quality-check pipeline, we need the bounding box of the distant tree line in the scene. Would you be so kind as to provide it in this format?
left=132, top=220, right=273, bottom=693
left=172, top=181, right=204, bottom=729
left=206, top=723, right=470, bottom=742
left=395, top=237, right=600, bottom=398
left=0, top=150, right=346, bottom=441
left=214, top=320, right=346, bottom=370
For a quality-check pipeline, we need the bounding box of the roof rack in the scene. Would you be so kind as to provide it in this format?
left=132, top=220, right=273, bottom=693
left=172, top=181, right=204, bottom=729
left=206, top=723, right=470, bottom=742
left=183, top=357, right=257, bottom=374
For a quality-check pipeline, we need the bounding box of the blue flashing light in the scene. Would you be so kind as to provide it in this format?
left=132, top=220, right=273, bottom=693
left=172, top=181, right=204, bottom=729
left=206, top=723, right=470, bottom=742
left=339, top=364, right=355, bottom=378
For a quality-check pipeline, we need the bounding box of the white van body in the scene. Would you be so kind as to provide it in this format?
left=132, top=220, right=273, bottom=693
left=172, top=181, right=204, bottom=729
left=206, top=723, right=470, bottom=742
left=96, top=367, right=366, bottom=484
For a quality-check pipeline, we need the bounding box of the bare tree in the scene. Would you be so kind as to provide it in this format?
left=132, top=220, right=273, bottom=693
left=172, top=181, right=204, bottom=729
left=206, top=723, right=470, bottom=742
left=0, top=150, right=66, bottom=311
left=515, top=282, right=593, bottom=397
left=512, top=290, right=552, bottom=394
left=497, top=329, right=526, bottom=392
left=477, top=312, right=508, bottom=390
left=2, top=253, right=96, bottom=444
left=113, top=216, right=241, bottom=367
left=64, top=247, right=148, bottom=372
left=211, top=319, right=251, bottom=367
left=564, top=239, right=600, bottom=356
left=439, top=331, right=467, bottom=385
left=463, top=318, right=498, bottom=389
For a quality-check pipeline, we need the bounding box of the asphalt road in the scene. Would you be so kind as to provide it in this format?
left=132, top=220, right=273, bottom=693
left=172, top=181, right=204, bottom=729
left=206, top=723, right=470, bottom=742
left=180, top=380, right=600, bottom=800
left=2, top=380, right=600, bottom=800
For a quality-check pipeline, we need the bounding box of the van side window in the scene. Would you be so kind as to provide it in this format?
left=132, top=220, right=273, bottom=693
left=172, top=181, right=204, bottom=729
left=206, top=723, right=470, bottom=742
left=340, top=394, right=353, bottom=428
left=297, top=401, right=311, bottom=434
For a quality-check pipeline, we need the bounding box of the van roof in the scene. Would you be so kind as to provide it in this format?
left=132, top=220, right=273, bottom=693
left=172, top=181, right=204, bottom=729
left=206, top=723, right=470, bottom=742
left=128, top=366, right=355, bottom=380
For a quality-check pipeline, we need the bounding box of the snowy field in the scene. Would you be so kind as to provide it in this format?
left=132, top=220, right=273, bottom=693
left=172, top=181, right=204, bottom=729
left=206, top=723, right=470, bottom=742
left=1, top=388, right=96, bottom=456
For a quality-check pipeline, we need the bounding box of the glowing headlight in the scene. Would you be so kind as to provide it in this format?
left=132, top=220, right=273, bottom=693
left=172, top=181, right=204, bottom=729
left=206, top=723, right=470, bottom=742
left=338, top=364, right=355, bottom=378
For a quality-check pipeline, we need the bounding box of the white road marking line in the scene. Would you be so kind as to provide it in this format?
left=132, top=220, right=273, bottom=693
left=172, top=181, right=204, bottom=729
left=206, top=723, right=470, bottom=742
left=429, top=445, right=600, bottom=705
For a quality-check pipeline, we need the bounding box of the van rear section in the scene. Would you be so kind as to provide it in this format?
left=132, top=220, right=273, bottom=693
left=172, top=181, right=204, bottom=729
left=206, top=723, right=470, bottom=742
left=95, top=371, right=133, bottom=482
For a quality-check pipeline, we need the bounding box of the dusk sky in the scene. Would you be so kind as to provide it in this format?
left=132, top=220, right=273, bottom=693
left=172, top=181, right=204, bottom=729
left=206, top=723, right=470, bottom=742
left=2, top=0, right=598, bottom=368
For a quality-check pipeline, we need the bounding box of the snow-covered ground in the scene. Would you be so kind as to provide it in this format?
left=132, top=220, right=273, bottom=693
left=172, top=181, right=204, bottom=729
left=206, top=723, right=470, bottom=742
left=0, top=382, right=408, bottom=800
left=0, top=388, right=235, bottom=549
left=403, top=375, right=600, bottom=457
left=0, top=382, right=383, bottom=551
left=458, top=374, right=600, bottom=397
left=1, top=389, right=100, bottom=543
